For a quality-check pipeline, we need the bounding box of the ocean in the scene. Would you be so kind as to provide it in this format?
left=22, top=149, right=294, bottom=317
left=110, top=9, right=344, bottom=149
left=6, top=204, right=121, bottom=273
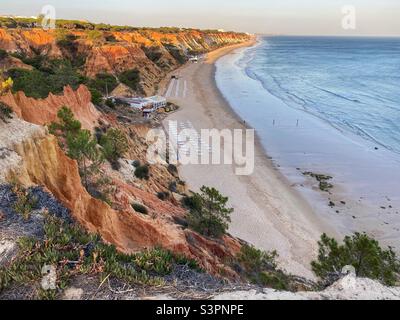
left=215, top=36, right=400, bottom=243
left=242, top=36, right=400, bottom=154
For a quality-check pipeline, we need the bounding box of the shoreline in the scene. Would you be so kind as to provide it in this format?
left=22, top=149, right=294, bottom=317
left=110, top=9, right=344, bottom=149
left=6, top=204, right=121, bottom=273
left=163, top=40, right=338, bottom=278
left=215, top=39, right=400, bottom=253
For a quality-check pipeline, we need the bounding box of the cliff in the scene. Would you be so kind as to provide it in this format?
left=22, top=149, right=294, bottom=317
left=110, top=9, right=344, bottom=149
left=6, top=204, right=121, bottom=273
left=0, top=85, right=101, bottom=130
left=0, top=117, right=242, bottom=276
left=0, top=27, right=251, bottom=95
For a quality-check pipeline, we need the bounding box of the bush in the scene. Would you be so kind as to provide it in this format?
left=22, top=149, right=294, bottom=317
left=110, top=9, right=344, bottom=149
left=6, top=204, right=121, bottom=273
left=132, top=203, right=148, bottom=215
left=99, top=128, right=129, bottom=165
left=0, top=48, right=8, bottom=60
left=132, top=247, right=200, bottom=275
left=186, top=186, right=233, bottom=238
left=132, top=160, right=141, bottom=168
left=311, top=233, right=400, bottom=286
left=236, top=244, right=290, bottom=290
left=105, top=34, right=118, bottom=42
left=87, top=30, right=104, bottom=43
left=168, top=181, right=177, bottom=193
left=157, top=192, right=170, bottom=201
left=0, top=215, right=201, bottom=297
left=135, top=164, right=150, bottom=180
left=89, top=73, right=118, bottom=95
left=105, top=98, right=116, bottom=109
left=118, top=69, right=141, bottom=91
left=164, top=44, right=188, bottom=64
left=167, top=164, right=178, bottom=176
left=49, top=107, right=103, bottom=190
left=89, top=87, right=103, bottom=105
left=8, top=60, right=85, bottom=99
left=0, top=102, right=13, bottom=122
left=12, top=185, right=38, bottom=220
left=182, top=194, right=202, bottom=211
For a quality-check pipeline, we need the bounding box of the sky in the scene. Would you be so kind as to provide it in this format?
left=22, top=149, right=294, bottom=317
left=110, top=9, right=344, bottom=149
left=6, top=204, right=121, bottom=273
left=0, top=0, right=399, bottom=36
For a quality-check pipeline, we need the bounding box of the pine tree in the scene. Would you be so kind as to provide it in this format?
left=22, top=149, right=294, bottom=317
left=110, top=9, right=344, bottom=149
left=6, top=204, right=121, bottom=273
left=311, top=233, right=400, bottom=286
left=187, top=186, right=233, bottom=238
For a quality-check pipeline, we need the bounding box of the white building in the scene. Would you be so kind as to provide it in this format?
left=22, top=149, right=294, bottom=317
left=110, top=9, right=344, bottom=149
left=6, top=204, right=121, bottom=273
left=113, top=95, right=167, bottom=118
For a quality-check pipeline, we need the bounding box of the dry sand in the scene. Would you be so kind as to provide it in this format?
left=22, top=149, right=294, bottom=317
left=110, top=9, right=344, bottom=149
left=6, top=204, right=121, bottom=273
left=162, top=42, right=338, bottom=278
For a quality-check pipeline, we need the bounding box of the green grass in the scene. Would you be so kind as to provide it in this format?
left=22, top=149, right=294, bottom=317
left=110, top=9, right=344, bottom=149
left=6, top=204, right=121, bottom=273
left=0, top=102, right=13, bottom=122
left=12, top=184, right=38, bottom=220
left=0, top=214, right=200, bottom=299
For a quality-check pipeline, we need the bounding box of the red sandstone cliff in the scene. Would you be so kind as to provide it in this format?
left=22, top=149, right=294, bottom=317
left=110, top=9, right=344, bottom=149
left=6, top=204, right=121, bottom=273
left=0, top=27, right=250, bottom=95
left=0, top=85, right=101, bottom=130
left=0, top=25, right=250, bottom=277
left=0, top=118, right=241, bottom=276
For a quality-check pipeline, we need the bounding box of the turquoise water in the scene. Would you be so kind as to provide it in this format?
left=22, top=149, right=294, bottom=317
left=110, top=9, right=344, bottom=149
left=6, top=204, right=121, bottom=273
left=243, top=36, right=400, bottom=154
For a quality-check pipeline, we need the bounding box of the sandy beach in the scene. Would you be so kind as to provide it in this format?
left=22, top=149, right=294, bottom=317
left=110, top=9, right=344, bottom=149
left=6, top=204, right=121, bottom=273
left=162, top=41, right=338, bottom=278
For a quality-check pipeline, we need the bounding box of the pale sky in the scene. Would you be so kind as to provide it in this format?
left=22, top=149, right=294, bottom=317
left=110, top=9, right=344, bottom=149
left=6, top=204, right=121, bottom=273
left=0, top=0, right=399, bottom=35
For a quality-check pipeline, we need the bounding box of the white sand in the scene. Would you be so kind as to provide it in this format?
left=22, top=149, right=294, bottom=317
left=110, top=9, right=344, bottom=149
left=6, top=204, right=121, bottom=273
left=162, top=43, right=338, bottom=278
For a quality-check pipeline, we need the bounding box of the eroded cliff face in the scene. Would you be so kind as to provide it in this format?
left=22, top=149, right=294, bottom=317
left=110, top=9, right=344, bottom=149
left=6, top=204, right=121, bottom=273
left=0, top=28, right=251, bottom=95
left=0, top=25, right=250, bottom=277
left=0, top=85, right=101, bottom=130
left=0, top=118, right=241, bottom=276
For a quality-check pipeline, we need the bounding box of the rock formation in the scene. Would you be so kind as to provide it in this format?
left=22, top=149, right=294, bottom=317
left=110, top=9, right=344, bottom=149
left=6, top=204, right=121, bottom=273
left=0, top=85, right=100, bottom=130
left=213, top=274, right=400, bottom=300
left=0, top=117, right=241, bottom=276
left=0, top=27, right=250, bottom=95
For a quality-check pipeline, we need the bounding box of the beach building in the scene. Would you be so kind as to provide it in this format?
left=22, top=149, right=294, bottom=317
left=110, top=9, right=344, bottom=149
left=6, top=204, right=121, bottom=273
left=189, top=55, right=199, bottom=63
left=111, top=95, right=167, bottom=118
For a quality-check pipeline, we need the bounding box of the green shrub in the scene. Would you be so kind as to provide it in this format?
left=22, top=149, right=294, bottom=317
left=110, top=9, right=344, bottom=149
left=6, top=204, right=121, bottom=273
left=167, top=164, right=178, bottom=176
left=89, top=73, right=118, bottom=95
left=12, top=185, right=38, bottom=220
left=49, top=107, right=103, bottom=190
left=0, top=102, right=13, bottom=122
left=135, top=164, right=150, bottom=180
left=105, top=34, right=118, bottom=42
left=168, top=181, right=177, bottom=193
left=0, top=48, right=8, bottom=60
left=132, top=160, right=141, bottom=168
left=89, top=87, right=103, bottom=105
left=105, top=98, right=116, bottom=109
left=8, top=60, right=85, bottom=99
left=118, top=69, right=141, bottom=91
left=163, top=44, right=188, bottom=64
left=99, top=128, right=129, bottom=165
left=186, top=186, right=233, bottom=238
left=311, top=233, right=400, bottom=286
left=157, top=192, right=170, bottom=201
left=236, top=244, right=290, bottom=290
left=87, top=30, right=104, bottom=43
left=132, top=203, right=148, bottom=215
left=0, top=215, right=175, bottom=297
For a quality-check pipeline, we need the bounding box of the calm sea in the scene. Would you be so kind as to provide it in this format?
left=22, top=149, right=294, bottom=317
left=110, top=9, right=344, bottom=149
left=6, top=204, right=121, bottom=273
left=241, top=36, right=400, bottom=154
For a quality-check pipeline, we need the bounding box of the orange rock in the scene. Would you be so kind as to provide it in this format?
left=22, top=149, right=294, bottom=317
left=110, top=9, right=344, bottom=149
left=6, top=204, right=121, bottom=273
left=0, top=85, right=101, bottom=130
left=2, top=120, right=241, bottom=277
